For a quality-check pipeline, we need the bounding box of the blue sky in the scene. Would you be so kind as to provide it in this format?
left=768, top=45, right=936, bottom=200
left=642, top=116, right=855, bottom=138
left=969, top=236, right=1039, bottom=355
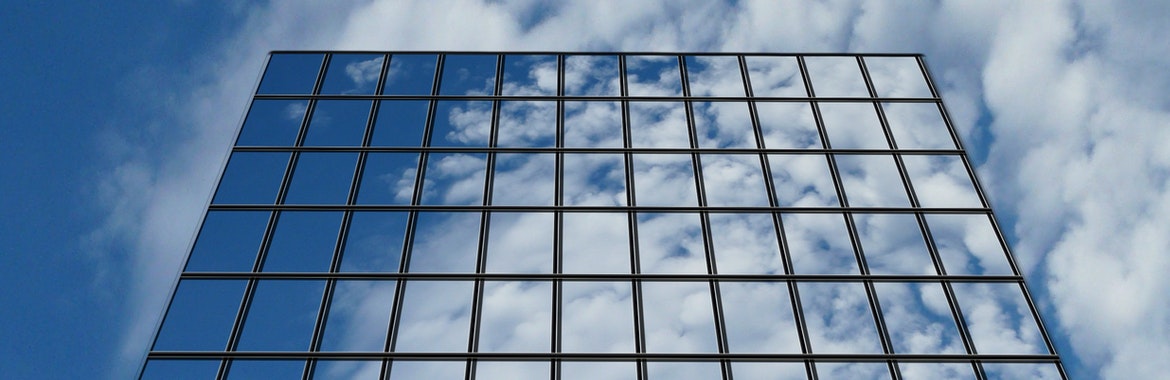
left=3, top=1, right=1170, bottom=379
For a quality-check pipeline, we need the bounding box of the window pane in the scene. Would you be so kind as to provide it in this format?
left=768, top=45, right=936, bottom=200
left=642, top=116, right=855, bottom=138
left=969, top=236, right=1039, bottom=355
left=227, top=360, right=306, bottom=380
left=497, top=100, right=556, bottom=147
left=804, top=56, right=869, bottom=97
left=744, top=56, right=806, bottom=97
left=186, top=210, right=270, bottom=272
left=854, top=213, right=935, bottom=275
left=709, top=213, right=783, bottom=274
left=799, top=282, right=883, bottom=353
left=342, top=211, right=408, bottom=272
left=409, top=212, right=481, bottom=273
left=502, top=54, right=557, bottom=96
left=237, top=99, right=307, bottom=146
left=284, top=152, right=358, bottom=205
left=720, top=282, right=801, bottom=353
left=902, top=155, right=982, bottom=208
left=646, top=362, right=723, bottom=380
left=642, top=281, right=719, bottom=353
left=756, top=102, right=820, bottom=149
left=440, top=54, right=497, bottom=95
left=563, top=153, right=627, bottom=206
left=874, top=282, right=964, bottom=354
left=636, top=213, right=707, bottom=274
left=924, top=214, right=1013, bottom=275
left=632, top=154, right=698, bottom=207
left=768, top=154, right=840, bottom=207
left=384, top=54, right=437, bottom=95
left=561, top=281, right=635, bottom=352
left=562, top=213, right=630, bottom=274
left=237, top=280, right=325, bottom=351
left=321, top=53, right=384, bottom=95
left=477, top=281, right=552, bottom=352
left=319, top=280, right=396, bottom=351
left=263, top=211, right=343, bottom=272
left=898, top=363, right=976, bottom=380
left=782, top=213, right=858, bottom=274
left=212, top=152, right=289, bottom=205
left=259, top=53, right=322, bottom=95
left=700, top=154, right=770, bottom=207
left=357, top=152, right=419, bottom=205
left=819, top=102, right=888, bottom=149
left=982, top=363, right=1062, bottom=380
left=141, top=360, right=220, bottom=380
left=815, top=362, right=890, bottom=379
left=153, top=279, right=245, bottom=351
left=629, top=101, right=690, bottom=148
left=419, top=152, right=487, bottom=205
left=731, top=362, right=807, bottom=380
left=485, top=212, right=553, bottom=273
left=491, top=153, right=555, bottom=206
left=314, top=360, right=383, bottom=380
left=430, top=100, right=492, bottom=147
left=626, top=55, right=682, bottom=96
left=394, top=280, right=474, bottom=352
left=863, top=56, right=931, bottom=98
left=693, top=101, right=756, bottom=148
left=952, top=282, right=1049, bottom=354
left=685, top=55, right=745, bottom=97
left=388, top=361, right=465, bottom=379
left=882, top=102, right=954, bottom=149
left=564, top=101, right=623, bottom=148
left=304, top=100, right=371, bottom=146
left=835, top=154, right=910, bottom=207
left=564, top=55, right=620, bottom=96
left=476, top=361, right=549, bottom=380
left=370, top=100, right=428, bottom=146
left=562, top=362, right=636, bottom=380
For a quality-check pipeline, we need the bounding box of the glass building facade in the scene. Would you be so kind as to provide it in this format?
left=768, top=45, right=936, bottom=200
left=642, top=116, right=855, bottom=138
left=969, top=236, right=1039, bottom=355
left=138, top=52, right=1066, bottom=379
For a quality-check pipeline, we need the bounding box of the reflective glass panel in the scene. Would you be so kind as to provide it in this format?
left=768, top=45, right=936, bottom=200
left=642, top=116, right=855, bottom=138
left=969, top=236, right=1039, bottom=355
left=491, top=153, right=555, bottom=206
left=693, top=101, right=756, bottom=148
left=636, top=213, right=707, bottom=274
left=321, top=53, right=384, bottom=95
left=819, top=102, right=888, bottom=149
left=477, top=281, right=553, bottom=352
left=815, top=362, right=891, bottom=379
left=562, top=153, right=627, bottom=206
left=628, top=101, right=690, bottom=148
left=563, top=101, right=623, bottom=148
left=502, top=54, right=557, bottom=96
left=562, top=213, right=630, bottom=274
left=768, top=154, right=840, bottom=207
left=561, top=281, right=635, bottom=352
left=186, top=210, right=270, bottom=272
left=882, top=102, right=954, bottom=149
left=341, top=211, right=408, bottom=272
left=684, top=55, right=745, bottom=97
left=370, top=100, right=428, bottom=146
left=854, top=213, right=935, bottom=275
left=632, top=154, right=698, bottom=206
left=709, top=213, right=783, bottom=274
left=744, top=56, right=806, bottom=97
left=227, top=360, right=306, bottom=380
left=720, top=282, right=801, bottom=353
left=236, top=280, right=325, bottom=351
left=563, top=55, right=620, bottom=96
left=153, top=279, right=245, bottom=351
left=952, top=282, right=1049, bottom=354
left=383, top=54, right=437, bottom=95
left=263, top=211, right=343, bottom=272
left=731, top=362, right=807, bottom=380
left=902, top=155, right=982, bottom=208
left=874, top=282, right=965, bottom=354
left=314, top=360, right=383, bottom=380
left=476, top=361, right=550, bottom=379
left=430, top=100, right=492, bottom=147
left=863, top=56, right=932, bottom=98
left=237, top=99, right=307, bottom=146
left=357, top=152, right=420, bottom=205
left=756, top=102, right=820, bottom=149
left=388, top=361, right=465, bottom=379
left=982, top=363, right=1063, bottom=380
left=303, top=100, right=371, bottom=146
left=799, top=282, right=883, bottom=353
left=212, top=152, right=289, bottom=205
left=419, top=152, right=487, bottom=205
left=625, top=55, right=683, bottom=96
left=561, top=362, right=636, bottom=380
left=646, top=362, right=723, bottom=380
left=141, top=360, right=220, bottom=380
left=319, top=280, right=396, bottom=351
left=804, top=56, right=869, bottom=97
left=440, top=54, right=497, bottom=95
left=782, top=213, right=858, bottom=274
left=835, top=154, right=911, bottom=207
left=283, top=152, right=358, bottom=205
left=497, top=100, right=556, bottom=147
left=259, top=53, right=322, bottom=94
left=642, top=281, right=720, bottom=353
left=394, top=280, right=475, bottom=352
left=485, top=212, right=553, bottom=273
left=700, top=154, right=770, bottom=207
left=924, top=214, right=1013, bottom=275
left=408, top=212, right=481, bottom=273
left=898, top=363, right=977, bottom=380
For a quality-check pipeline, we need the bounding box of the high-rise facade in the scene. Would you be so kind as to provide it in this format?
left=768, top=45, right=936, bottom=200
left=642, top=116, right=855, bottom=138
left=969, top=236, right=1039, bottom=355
left=138, top=52, right=1065, bottom=379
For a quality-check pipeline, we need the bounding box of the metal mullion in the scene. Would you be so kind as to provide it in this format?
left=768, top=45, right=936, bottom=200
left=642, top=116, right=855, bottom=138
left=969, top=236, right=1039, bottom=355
left=678, top=54, right=733, bottom=380
left=303, top=53, right=391, bottom=380
left=916, top=213, right=987, bottom=379
left=380, top=53, right=446, bottom=380
left=618, top=54, right=649, bottom=380
left=464, top=53, right=505, bottom=380
left=216, top=52, right=331, bottom=380
left=552, top=53, right=566, bottom=380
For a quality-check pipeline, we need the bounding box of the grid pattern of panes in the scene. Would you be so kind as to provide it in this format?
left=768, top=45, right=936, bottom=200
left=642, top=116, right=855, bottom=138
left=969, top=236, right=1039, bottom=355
left=140, top=52, right=1066, bottom=380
